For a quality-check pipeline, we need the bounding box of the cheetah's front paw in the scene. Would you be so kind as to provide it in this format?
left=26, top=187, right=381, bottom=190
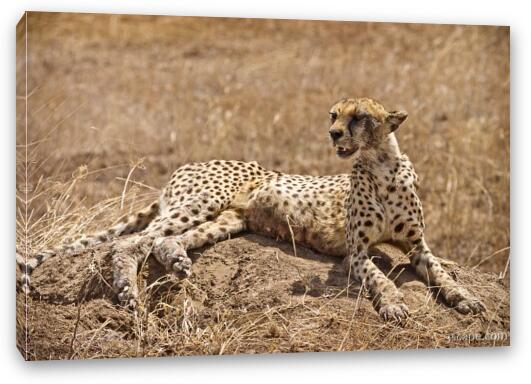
left=379, top=303, right=409, bottom=322
left=454, top=295, right=486, bottom=314
left=445, top=288, right=486, bottom=315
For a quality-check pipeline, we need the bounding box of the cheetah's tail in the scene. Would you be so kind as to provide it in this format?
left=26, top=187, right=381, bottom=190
left=16, top=200, right=161, bottom=294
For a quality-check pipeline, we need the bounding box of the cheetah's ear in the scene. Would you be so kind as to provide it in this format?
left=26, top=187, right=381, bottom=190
left=386, top=110, right=408, bottom=133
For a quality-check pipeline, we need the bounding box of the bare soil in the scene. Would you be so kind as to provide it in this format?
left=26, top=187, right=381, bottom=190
left=18, top=237, right=509, bottom=359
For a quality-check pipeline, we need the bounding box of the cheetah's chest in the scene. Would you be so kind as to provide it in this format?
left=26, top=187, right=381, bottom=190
left=376, top=184, right=424, bottom=242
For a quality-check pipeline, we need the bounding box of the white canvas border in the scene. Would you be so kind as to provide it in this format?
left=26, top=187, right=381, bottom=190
left=1, top=0, right=527, bottom=382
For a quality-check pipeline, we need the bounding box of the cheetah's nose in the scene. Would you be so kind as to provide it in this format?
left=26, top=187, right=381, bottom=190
left=329, top=129, right=343, bottom=141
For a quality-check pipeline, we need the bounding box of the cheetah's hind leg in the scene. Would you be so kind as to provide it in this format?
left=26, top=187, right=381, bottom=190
left=152, top=238, right=192, bottom=279
left=152, top=209, right=246, bottom=278
left=17, top=201, right=160, bottom=295
left=110, top=234, right=153, bottom=308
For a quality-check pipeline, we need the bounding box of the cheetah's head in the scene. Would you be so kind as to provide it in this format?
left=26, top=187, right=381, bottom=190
left=328, top=98, right=407, bottom=159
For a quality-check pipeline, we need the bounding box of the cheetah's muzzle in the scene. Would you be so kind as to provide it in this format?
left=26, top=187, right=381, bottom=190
left=336, top=145, right=358, bottom=158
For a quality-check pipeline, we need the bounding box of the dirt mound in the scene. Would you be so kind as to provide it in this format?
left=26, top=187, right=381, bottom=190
left=16, top=236, right=509, bottom=360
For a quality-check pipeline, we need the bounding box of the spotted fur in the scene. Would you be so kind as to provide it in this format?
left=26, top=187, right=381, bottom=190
left=17, top=97, right=485, bottom=321
left=329, top=98, right=485, bottom=321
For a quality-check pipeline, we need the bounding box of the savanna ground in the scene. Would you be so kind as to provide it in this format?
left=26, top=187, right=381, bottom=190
left=16, top=12, right=510, bottom=360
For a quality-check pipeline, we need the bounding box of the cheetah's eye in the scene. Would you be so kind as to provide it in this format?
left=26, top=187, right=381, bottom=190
left=329, top=112, right=337, bottom=122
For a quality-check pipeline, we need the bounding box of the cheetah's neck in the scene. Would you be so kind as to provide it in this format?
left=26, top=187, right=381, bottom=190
left=350, top=133, right=404, bottom=192
left=353, top=133, right=401, bottom=168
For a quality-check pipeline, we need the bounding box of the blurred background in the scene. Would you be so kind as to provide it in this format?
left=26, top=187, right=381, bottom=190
left=16, top=12, right=509, bottom=274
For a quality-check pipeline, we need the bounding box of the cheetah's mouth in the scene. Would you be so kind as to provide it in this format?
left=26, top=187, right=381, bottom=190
left=336, top=146, right=358, bottom=158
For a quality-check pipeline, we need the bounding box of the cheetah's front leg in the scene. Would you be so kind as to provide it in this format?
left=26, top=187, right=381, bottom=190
left=152, top=209, right=246, bottom=277
left=409, top=238, right=485, bottom=314
left=345, top=192, right=409, bottom=322
left=344, top=248, right=409, bottom=322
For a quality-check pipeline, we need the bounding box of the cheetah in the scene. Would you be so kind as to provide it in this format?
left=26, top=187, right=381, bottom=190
left=17, top=97, right=485, bottom=321
left=328, top=98, right=485, bottom=320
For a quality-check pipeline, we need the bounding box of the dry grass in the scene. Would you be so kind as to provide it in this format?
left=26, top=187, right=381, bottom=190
left=16, top=12, right=509, bottom=360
